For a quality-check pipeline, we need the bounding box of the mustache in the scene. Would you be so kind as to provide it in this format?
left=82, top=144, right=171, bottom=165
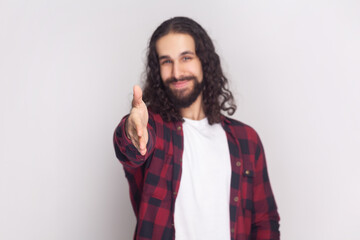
left=165, top=76, right=197, bottom=84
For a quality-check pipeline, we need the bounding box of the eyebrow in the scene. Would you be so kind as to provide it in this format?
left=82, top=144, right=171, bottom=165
left=158, top=51, right=195, bottom=60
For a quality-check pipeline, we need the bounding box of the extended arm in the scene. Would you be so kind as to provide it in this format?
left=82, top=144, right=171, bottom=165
left=113, top=85, right=155, bottom=169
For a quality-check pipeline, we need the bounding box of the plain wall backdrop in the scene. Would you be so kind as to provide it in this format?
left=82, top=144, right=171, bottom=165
left=1, top=0, right=359, bottom=239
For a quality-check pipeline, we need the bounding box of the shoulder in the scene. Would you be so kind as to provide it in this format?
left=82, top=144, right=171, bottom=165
left=222, top=116, right=267, bottom=162
left=222, top=115, right=261, bottom=144
left=148, top=109, right=179, bottom=130
left=148, top=109, right=162, bottom=124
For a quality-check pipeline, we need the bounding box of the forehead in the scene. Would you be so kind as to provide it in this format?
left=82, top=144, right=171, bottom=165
left=155, top=33, right=196, bottom=57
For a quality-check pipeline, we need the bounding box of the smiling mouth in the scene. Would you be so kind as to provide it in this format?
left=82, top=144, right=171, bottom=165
left=172, top=80, right=189, bottom=89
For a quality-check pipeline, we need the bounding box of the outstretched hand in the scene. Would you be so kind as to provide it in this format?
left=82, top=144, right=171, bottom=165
left=125, top=85, right=149, bottom=156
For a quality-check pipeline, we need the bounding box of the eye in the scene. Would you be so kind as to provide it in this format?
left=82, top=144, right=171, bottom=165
left=161, top=59, right=172, bottom=65
left=183, top=56, right=192, bottom=61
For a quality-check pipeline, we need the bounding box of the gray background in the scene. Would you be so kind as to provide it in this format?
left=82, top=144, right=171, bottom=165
left=1, top=0, right=359, bottom=239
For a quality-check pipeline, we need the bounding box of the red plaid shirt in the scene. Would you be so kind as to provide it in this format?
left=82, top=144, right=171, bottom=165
left=114, top=110, right=280, bottom=240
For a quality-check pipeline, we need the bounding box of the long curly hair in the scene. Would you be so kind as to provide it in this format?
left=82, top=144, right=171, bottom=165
left=142, top=16, right=236, bottom=124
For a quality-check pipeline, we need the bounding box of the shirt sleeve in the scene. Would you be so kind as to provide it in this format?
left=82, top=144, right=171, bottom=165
left=251, top=134, right=280, bottom=240
left=113, top=113, right=156, bottom=169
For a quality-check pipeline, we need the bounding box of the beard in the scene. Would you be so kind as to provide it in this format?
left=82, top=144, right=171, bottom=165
left=163, top=75, right=204, bottom=109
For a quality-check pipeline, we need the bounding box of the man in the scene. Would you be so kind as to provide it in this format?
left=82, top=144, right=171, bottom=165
left=114, top=17, right=280, bottom=240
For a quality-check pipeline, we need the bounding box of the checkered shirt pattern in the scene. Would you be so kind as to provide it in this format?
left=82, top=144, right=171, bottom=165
left=114, top=110, right=280, bottom=240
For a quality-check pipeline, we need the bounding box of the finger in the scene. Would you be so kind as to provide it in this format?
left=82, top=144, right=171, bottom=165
left=138, top=136, right=146, bottom=151
left=132, top=138, right=140, bottom=150
left=140, top=148, right=147, bottom=156
left=132, top=85, right=143, bottom=108
left=132, top=118, right=143, bottom=138
left=139, top=140, right=147, bottom=155
left=131, top=137, right=146, bottom=156
left=137, top=128, right=143, bottom=138
left=130, top=134, right=140, bottom=148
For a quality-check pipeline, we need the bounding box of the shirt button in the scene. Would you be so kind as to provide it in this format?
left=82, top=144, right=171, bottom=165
left=245, top=170, right=250, bottom=175
left=231, top=228, right=235, bottom=233
left=177, top=126, right=182, bottom=131
left=173, top=191, right=177, bottom=196
left=234, top=196, right=239, bottom=202
left=236, top=161, right=241, bottom=167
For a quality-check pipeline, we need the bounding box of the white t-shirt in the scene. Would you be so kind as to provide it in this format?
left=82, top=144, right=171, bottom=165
left=174, top=117, right=231, bottom=240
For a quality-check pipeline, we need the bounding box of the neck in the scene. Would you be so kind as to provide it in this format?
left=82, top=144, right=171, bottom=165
left=180, top=94, right=206, bottom=120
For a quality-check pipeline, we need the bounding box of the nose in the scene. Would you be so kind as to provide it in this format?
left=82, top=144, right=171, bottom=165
left=172, top=61, right=183, bottom=79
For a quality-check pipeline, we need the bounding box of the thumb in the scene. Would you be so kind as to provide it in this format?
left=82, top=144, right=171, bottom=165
left=132, top=85, right=143, bottom=107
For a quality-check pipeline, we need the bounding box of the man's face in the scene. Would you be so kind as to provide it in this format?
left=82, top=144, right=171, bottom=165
left=156, top=33, right=204, bottom=108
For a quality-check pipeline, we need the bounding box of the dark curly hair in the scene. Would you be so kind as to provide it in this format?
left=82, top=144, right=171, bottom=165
left=142, top=16, right=236, bottom=124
